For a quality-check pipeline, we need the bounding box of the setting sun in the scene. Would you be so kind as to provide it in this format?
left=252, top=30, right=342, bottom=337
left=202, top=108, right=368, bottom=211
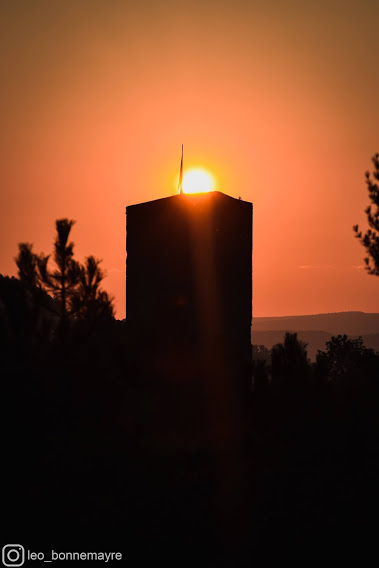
left=182, top=168, right=215, bottom=194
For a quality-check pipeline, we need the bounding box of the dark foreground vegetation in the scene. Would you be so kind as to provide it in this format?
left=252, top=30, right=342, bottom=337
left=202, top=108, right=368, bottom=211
left=2, top=273, right=378, bottom=565
left=2, top=218, right=379, bottom=565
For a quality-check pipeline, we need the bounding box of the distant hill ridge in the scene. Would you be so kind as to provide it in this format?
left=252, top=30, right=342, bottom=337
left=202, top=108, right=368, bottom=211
left=251, top=312, right=379, bottom=361
left=252, top=311, right=379, bottom=336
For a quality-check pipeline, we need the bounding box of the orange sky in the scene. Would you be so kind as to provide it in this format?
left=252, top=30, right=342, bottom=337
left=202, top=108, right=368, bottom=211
left=0, top=0, right=378, bottom=319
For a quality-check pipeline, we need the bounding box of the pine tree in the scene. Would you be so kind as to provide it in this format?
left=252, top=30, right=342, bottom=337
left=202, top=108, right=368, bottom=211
left=353, top=153, right=379, bottom=276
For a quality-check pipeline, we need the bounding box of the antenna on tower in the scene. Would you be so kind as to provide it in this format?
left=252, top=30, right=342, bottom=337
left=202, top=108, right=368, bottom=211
left=178, top=144, right=183, bottom=194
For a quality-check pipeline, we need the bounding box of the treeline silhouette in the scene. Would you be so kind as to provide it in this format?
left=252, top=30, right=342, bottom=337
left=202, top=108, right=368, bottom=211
left=2, top=221, right=379, bottom=563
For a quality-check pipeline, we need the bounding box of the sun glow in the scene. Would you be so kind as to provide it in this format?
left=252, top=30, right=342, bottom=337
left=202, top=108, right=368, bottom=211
left=182, top=168, right=215, bottom=194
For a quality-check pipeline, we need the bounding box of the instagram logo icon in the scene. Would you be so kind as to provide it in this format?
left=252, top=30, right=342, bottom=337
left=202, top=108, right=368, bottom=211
left=2, top=545, right=25, bottom=567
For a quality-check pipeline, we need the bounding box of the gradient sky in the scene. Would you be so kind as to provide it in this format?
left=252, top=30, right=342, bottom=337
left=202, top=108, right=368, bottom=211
left=1, top=0, right=378, bottom=319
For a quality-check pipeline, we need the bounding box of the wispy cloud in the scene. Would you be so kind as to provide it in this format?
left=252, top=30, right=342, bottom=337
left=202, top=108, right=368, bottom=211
left=298, top=265, right=365, bottom=271
left=298, top=265, right=336, bottom=270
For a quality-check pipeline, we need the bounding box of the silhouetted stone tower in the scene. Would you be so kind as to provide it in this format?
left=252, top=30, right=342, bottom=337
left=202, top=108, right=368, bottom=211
left=126, top=191, right=252, bottom=389
left=126, top=190, right=253, bottom=548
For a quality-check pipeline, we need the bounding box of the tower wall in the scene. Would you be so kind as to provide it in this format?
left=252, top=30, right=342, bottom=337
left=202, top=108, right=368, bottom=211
left=126, top=191, right=253, bottom=386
